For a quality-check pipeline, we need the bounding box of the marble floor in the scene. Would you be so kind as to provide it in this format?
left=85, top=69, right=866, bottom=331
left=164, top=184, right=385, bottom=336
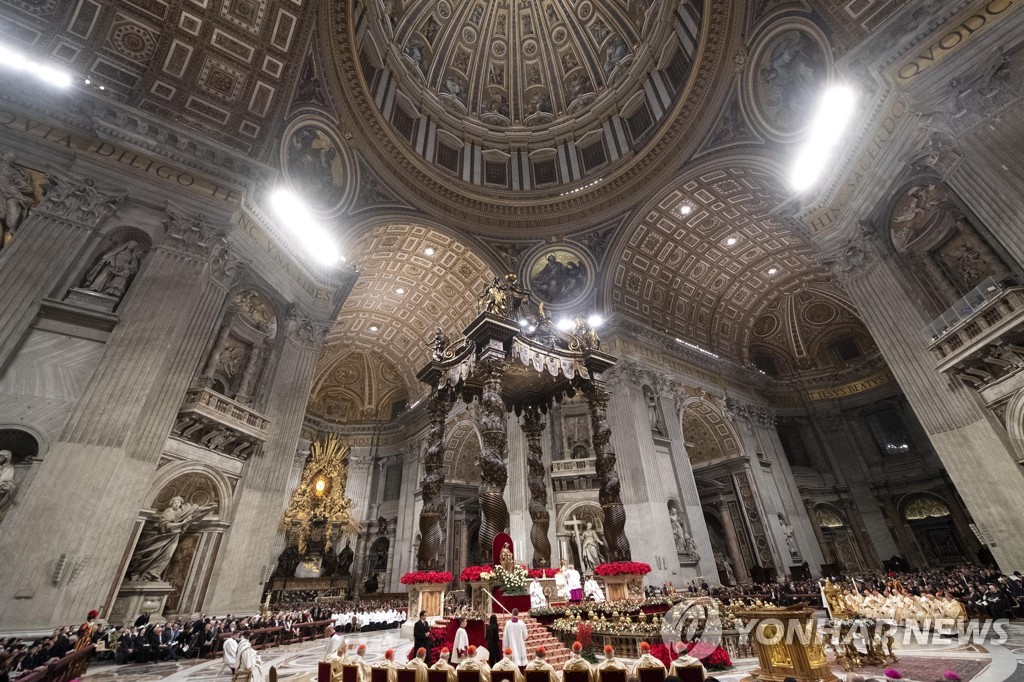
left=80, top=624, right=1024, bottom=682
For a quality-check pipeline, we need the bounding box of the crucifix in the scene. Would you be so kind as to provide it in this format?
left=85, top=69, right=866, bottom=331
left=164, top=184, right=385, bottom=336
left=566, top=514, right=585, bottom=569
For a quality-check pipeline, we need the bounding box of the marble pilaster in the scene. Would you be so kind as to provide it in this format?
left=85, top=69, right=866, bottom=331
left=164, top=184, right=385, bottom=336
left=505, top=412, right=530, bottom=559
left=715, top=499, right=749, bottom=584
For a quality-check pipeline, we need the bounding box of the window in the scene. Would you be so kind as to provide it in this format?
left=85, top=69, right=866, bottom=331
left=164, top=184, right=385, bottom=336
left=484, top=160, right=508, bottom=187
left=391, top=106, right=415, bottom=142
left=390, top=399, right=408, bottom=419
left=382, top=463, right=402, bottom=501
left=626, top=105, right=653, bottom=141
left=664, top=47, right=691, bottom=89
left=832, top=337, right=861, bottom=361
left=436, top=143, right=460, bottom=173
left=533, top=158, right=557, bottom=185
left=752, top=353, right=779, bottom=377
left=580, top=141, right=607, bottom=172
left=776, top=424, right=811, bottom=468
left=872, top=408, right=912, bottom=455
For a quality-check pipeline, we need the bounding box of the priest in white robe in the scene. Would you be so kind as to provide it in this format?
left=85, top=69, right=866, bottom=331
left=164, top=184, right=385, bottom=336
left=524, top=648, right=556, bottom=682
left=453, top=619, right=470, bottom=664
left=668, top=642, right=706, bottom=682
left=561, top=642, right=592, bottom=682
left=408, top=648, right=430, bottom=682
left=236, top=634, right=266, bottom=682
left=501, top=609, right=529, bottom=666
left=595, top=645, right=627, bottom=676
left=554, top=570, right=569, bottom=603
left=323, top=626, right=344, bottom=662
left=492, top=649, right=525, bottom=682
left=372, top=649, right=405, bottom=682
left=354, top=644, right=372, bottom=682
left=431, top=648, right=457, bottom=682
left=529, top=579, right=547, bottom=609
left=223, top=632, right=239, bottom=673
left=583, top=576, right=605, bottom=603
left=631, top=642, right=666, bottom=675
left=566, top=565, right=583, bottom=602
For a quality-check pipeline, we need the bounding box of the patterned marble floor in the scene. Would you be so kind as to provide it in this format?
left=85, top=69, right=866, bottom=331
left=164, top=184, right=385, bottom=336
left=80, top=623, right=1024, bottom=682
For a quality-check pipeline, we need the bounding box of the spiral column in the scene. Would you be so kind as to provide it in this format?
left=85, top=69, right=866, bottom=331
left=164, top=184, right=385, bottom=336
left=417, top=389, right=452, bottom=569
left=522, top=406, right=551, bottom=567
left=473, top=358, right=510, bottom=555
left=585, top=381, right=632, bottom=560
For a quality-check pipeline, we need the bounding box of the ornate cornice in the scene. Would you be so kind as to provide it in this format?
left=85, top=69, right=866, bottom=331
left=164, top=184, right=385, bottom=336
left=823, top=223, right=883, bottom=285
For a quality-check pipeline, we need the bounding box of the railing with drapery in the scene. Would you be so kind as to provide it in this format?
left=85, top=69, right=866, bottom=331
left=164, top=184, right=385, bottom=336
left=924, top=275, right=1016, bottom=342
left=17, top=644, right=95, bottom=682
left=550, top=457, right=596, bottom=476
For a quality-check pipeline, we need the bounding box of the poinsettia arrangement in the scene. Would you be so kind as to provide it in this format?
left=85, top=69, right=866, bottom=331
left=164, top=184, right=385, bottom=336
left=680, top=641, right=733, bottom=671
left=594, top=561, right=653, bottom=576
left=528, top=567, right=560, bottom=578
left=460, top=565, right=494, bottom=582
left=400, top=570, right=453, bottom=585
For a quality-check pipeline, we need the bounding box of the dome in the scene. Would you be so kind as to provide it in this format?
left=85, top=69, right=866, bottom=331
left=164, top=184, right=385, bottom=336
left=324, top=0, right=730, bottom=231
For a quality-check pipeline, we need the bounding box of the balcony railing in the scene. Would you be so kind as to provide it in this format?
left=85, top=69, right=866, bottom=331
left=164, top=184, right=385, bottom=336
left=179, top=386, right=272, bottom=441
left=926, top=282, right=1024, bottom=372
left=551, top=457, right=596, bottom=476
left=925, top=276, right=1015, bottom=342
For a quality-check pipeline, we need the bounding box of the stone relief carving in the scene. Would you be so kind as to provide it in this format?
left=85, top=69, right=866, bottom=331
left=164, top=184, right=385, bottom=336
left=41, top=169, right=127, bottom=225
left=163, top=202, right=227, bottom=260
left=824, top=223, right=881, bottom=284
left=0, top=152, right=33, bottom=250
left=286, top=310, right=330, bottom=348
left=82, top=240, right=142, bottom=300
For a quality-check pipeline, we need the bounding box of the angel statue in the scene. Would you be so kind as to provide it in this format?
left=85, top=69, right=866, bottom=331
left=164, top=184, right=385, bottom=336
left=126, top=496, right=216, bottom=581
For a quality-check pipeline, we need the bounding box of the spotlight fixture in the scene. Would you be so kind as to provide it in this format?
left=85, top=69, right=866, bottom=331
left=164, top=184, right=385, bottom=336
left=369, top=325, right=379, bottom=332
left=725, top=236, right=738, bottom=246
left=268, top=189, right=343, bottom=265
left=767, top=267, right=778, bottom=275
left=424, top=247, right=435, bottom=256
left=556, top=318, right=573, bottom=331
left=790, top=85, right=856, bottom=191
left=679, top=203, right=693, bottom=216
left=395, top=287, right=405, bottom=294
left=587, top=314, right=604, bottom=327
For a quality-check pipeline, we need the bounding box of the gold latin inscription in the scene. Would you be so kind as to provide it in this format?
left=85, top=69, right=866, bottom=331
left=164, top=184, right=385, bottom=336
left=894, top=0, right=1019, bottom=84
left=805, top=368, right=894, bottom=401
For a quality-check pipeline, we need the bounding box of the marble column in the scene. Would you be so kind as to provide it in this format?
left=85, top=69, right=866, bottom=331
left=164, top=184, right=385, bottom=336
left=0, top=168, right=126, bottom=373
left=840, top=498, right=880, bottom=571
left=584, top=379, right=631, bottom=561
left=205, top=312, right=329, bottom=612
left=803, top=499, right=833, bottom=565
left=0, top=204, right=235, bottom=628
left=473, top=359, right=510, bottom=557
left=828, top=228, right=1024, bottom=570
left=716, top=499, right=749, bottom=584
left=880, top=496, right=926, bottom=567
left=505, top=412, right=529, bottom=558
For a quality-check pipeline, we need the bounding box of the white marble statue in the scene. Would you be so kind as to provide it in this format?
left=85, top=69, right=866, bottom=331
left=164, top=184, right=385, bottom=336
left=669, top=508, right=687, bottom=552
left=126, top=496, right=216, bottom=581
left=0, top=450, right=16, bottom=512
left=579, top=522, right=605, bottom=572
left=83, top=240, right=142, bottom=299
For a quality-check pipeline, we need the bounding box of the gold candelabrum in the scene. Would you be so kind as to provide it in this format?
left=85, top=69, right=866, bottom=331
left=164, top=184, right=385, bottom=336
left=735, top=605, right=838, bottom=682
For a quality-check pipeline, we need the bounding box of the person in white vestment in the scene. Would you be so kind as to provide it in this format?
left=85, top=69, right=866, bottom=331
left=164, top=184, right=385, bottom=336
left=565, top=565, right=583, bottom=602
left=354, top=644, right=372, bottom=682
left=430, top=648, right=457, bottom=682
left=523, top=648, right=556, bottom=682
left=457, top=645, right=491, bottom=682
left=223, top=631, right=239, bottom=673
left=492, top=649, right=524, bottom=682
left=408, top=648, right=430, bottom=682
left=453, top=619, right=470, bottom=664
left=501, top=609, right=529, bottom=666
left=236, top=634, right=265, bottom=682
left=631, top=642, right=666, bottom=675
left=561, top=642, right=592, bottom=682
left=372, top=649, right=405, bottom=682
left=323, top=626, right=344, bottom=662
left=529, top=579, right=547, bottom=609
left=583, top=576, right=605, bottom=603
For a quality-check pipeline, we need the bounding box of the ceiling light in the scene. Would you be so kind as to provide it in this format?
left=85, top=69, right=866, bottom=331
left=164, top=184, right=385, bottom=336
left=527, top=325, right=536, bottom=333
left=424, top=247, right=435, bottom=256
left=767, top=267, right=778, bottom=275
left=268, top=189, right=342, bottom=266
left=0, top=44, right=72, bottom=88
left=679, top=204, right=693, bottom=216
left=587, top=314, right=604, bottom=327
left=790, top=84, right=856, bottom=191
left=99, top=85, right=105, bottom=90
left=369, top=325, right=379, bottom=332
left=84, top=78, right=91, bottom=85
left=395, top=287, right=405, bottom=294
left=556, top=318, right=573, bottom=331
left=725, top=237, right=738, bottom=246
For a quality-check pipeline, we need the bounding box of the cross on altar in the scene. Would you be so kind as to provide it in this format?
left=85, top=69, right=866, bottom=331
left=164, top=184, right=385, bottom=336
left=565, top=515, right=585, bottom=568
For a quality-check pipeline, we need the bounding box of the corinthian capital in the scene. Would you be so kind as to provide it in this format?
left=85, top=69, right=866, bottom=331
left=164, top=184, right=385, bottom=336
left=824, top=222, right=882, bottom=284
left=163, top=201, right=228, bottom=260
left=286, top=309, right=330, bottom=349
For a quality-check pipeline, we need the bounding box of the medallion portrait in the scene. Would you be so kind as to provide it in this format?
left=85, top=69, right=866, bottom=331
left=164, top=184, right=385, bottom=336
left=749, top=27, right=828, bottom=139
left=526, top=247, right=590, bottom=306
left=283, top=123, right=354, bottom=214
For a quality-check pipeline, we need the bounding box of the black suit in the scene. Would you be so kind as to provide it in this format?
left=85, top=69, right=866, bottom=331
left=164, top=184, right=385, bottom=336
left=413, top=619, right=431, bottom=654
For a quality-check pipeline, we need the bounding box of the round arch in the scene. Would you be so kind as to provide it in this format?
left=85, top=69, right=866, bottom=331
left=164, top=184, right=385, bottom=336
left=680, top=396, right=742, bottom=466
left=143, top=462, right=235, bottom=523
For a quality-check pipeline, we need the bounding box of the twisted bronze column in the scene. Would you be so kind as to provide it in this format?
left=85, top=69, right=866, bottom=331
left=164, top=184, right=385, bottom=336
left=522, top=406, right=551, bottom=567
left=584, top=381, right=632, bottom=560
left=417, top=389, right=451, bottom=569
left=473, top=359, right=509, bottom=555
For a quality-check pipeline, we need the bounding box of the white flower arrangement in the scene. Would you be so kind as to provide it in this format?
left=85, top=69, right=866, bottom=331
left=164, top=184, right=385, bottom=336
left=493, top=563, right=529, bottom=595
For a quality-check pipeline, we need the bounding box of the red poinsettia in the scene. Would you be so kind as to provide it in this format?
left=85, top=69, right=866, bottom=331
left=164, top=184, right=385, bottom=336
left=400, top=570, right=453, bottom=585
left=527, top=568, right=560, bottom=578
left=682, top=642, right=732, bottom=671
left=576, top=622, right=593, bottom=650
left=460, top=565, right=494, bottom=582
left=649, top=643, right=674, bottom=667
left=593, top=561, right=653, bottom=576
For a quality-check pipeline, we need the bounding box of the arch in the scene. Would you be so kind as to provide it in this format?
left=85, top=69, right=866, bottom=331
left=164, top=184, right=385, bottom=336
left=367, top=536, right=390, bottom=573
left=680, top=396, right=741, bottom=466
left=307, top=348, right=409, bottom=424
left=144, top=462, right=234, bottom=523
left=0, top=427, right=43, bottom=461
left=1004, top=388, right=1024, bottom=461
left=898, top=492, right=952, bottom=521
left=445, top=417, right=483, bottom=485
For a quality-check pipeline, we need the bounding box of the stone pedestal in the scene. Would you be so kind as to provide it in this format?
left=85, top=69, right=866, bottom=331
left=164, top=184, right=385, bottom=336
left=468, top=580, right=493, bottom=615
left=108, top=581, right=175, bottom=626
left=738, top=606, right=837, bottom=682
left=64, top=287, right=120, bottom=312
left=602, top=574, right=644, bottom=602
left=408, top=583, right=447, bottom=618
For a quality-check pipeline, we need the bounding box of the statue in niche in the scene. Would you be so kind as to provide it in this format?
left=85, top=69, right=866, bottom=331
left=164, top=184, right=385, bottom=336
left=720, top=556, right=735, bottom=584
left=579, top=521, right=605, bottom=572
left=127, top=496, right=216, bottom=581
left=337, top=540, right=355, bottom=576
left=0, top=450, right=16, bottom=514
left=0, top=152, right=32, bottom=249
left=778, top=513, right=799, bottom=557
left=82, top=241, right=142, bottom=299
left=643, top=385, right=665, bottom=434
left=500, top=541, right=515, bottom=572
left=668, top=507, right=687, bottom=553
left=273, top=545, right=302, bottom=579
